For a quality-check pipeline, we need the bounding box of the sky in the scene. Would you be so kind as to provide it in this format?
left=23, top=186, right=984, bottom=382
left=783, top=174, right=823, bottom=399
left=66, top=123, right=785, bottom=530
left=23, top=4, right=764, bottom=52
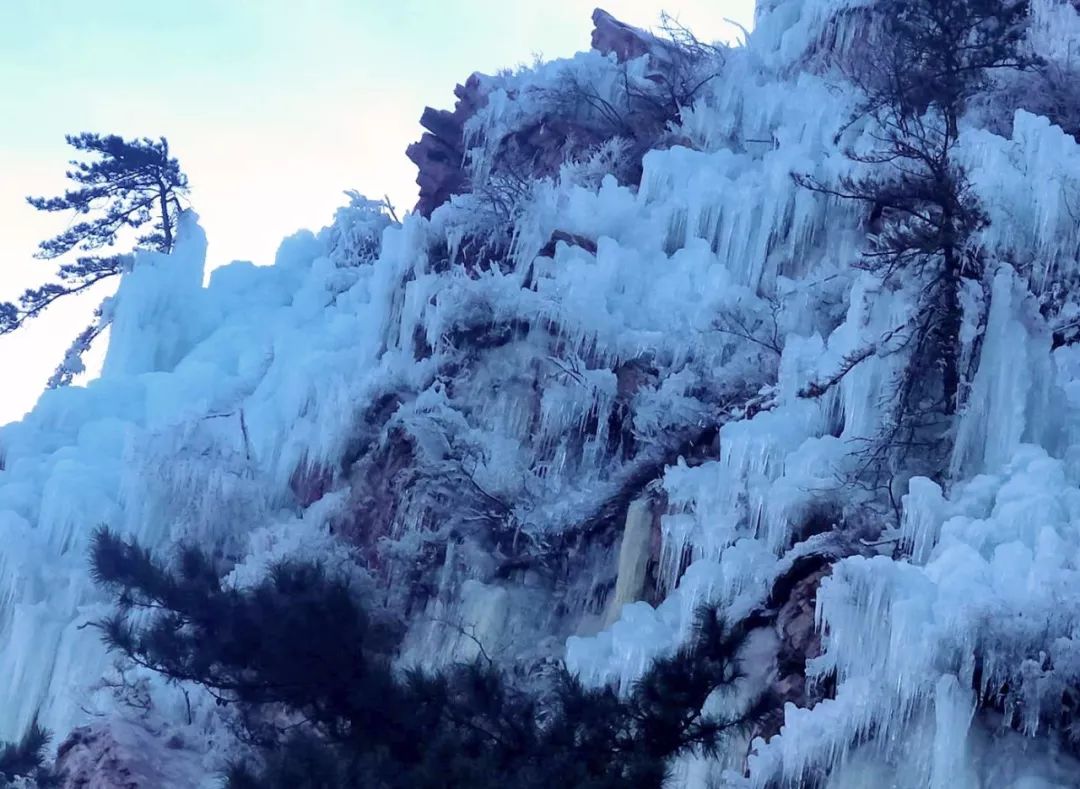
left=0, top=0, right=755, bottom=425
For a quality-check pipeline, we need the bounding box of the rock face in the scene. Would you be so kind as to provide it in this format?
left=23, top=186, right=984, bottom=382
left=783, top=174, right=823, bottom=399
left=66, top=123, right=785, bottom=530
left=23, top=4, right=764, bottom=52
left=589, top=8, right=669, bottom=63
left=55, top=726, right=136, bottom=789
left=53, top=724, right=196, bottom=789
left=336, top=425, right=418, bottom=570
left=405, top=73, right=489, bottom=218
left=772, top=563, right=830, bottom=707
left=405, top=8, right=674, bottom=218
left=747, top=556, right=835, bottom=751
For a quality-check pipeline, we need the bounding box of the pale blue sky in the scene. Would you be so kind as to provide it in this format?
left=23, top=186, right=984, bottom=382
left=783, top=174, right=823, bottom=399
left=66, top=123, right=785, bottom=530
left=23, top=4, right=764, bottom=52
left=0, top=0, right=755, bottom=423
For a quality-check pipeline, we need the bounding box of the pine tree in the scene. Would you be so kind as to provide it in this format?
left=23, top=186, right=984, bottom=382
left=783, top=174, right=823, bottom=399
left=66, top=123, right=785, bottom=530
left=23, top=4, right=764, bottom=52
left=794, top=0, right=1036, bottom=485
left=2, top=133, right=189, bottom=388
left=0, top=718, right=58, bottom=788
left=89, top=529, right=771, bottom=789
left=856, top=0, right=1035, bottom=140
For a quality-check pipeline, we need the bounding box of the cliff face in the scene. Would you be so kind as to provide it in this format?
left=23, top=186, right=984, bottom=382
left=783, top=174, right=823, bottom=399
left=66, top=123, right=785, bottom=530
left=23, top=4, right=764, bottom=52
left=404, top=9, right=685, bottom=220
left=5, top=2, right=1080, bottom=787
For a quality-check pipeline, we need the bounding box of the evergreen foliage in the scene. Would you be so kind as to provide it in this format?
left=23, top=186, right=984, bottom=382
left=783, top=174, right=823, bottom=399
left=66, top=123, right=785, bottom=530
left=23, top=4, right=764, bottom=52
left=90, top=528, right=770, bottom=789
left=857, top=0, right=1035, bottom=138
left=0, top=719, right=57, bottom=788
left=3, top=133, right=189, bottom=388
left=794, top=0, right=1035, bottom=485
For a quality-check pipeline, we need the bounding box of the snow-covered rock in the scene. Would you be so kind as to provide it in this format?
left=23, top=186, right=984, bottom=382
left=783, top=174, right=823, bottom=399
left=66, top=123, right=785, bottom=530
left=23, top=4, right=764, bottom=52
left=5, top=2, right=1080, bottom=786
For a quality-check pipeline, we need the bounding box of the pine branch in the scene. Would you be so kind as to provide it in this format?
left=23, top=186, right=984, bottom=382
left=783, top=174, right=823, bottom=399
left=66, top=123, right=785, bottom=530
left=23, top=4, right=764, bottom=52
left=0, top=261, right=120, bottom=335
left=798, top=323, right=910, bottom=400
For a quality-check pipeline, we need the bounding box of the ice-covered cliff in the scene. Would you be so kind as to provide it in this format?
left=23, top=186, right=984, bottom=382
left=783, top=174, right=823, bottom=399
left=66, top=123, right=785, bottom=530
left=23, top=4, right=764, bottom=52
left=4, top=1, right=1080, bottom=786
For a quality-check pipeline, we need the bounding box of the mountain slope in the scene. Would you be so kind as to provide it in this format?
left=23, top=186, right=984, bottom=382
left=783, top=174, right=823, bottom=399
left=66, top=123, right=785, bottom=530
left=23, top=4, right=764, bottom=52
left=3, top=2, right=1080, bottom=786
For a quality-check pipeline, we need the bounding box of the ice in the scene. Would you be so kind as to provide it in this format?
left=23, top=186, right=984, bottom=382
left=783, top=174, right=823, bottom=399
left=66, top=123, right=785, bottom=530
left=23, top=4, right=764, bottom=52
left=930, top=674, right=977, bottom=789
left=567, top=555, right=770, bottom=694
left=0, top=200, right=399, bottom=740
left=102, top=211, right=208, bottom=378
left=901, top=476, right=946, bottom=565
left=602, top=497, right=655, bottom=627
left=2, top=2, right=1080, bottom=785
left=750, top=0, right=877, bottom=70
left=752, top=445, right=1080, bottom=784
left=653, top=394, right=839, bottom=596
left=1027, top=0, right=1080, bottom=64
left=462, top=51, right=652, bottom=190
left=951, top=267, right=1054, bottom=478
left=960, top=112, right=1080, bottom=293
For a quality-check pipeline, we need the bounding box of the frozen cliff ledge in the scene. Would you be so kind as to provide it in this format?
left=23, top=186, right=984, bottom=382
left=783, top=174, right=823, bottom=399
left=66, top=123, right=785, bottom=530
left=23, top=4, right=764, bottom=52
left=102, top=210, right=206, bottom=378
left=405, top=7, right=677, bottom=218
left=9, top=1, right=1080, bottom=786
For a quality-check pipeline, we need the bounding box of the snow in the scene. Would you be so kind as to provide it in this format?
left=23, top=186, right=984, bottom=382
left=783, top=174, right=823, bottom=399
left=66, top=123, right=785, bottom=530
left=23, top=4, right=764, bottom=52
left=0, top=202, right=395, bottom=742
left=2, top=1, right=1080, bottom=785
left=559, top=2, right=1080, bottom=786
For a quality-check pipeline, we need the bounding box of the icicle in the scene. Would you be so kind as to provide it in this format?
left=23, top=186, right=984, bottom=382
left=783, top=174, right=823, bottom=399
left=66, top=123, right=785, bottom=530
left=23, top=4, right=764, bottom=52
left=602, top=497, right=655, bottom=627
left=952, top=268, right=1024, bottom=476
left=901, top=477, right=946, bottom=565
left=102, top=211, right=207, bottom=378
left=658, top=510, right=695, bottom=594
left=930, top=675, right=976, bottom=789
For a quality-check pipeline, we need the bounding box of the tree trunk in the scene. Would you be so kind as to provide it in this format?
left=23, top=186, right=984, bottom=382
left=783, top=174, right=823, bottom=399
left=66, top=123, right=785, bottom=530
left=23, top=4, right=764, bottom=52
left=158, top=186, right=173, bottom=252
left=940, top=242, right=961, bottom=416
left=945, top=111, right=959, bottom=144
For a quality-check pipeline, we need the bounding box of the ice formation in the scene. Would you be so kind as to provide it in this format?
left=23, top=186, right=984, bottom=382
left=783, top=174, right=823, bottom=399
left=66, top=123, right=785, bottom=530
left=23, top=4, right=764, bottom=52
left=4, top=0, right=1080, bottom=786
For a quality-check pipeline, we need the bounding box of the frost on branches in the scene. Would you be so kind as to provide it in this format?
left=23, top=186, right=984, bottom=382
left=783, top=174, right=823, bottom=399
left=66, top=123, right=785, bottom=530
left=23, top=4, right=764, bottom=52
left=2, top=2, right=1080, bottom=787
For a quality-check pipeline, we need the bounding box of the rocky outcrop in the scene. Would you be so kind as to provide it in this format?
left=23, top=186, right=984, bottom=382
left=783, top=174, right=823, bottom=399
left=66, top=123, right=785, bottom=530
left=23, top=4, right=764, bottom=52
left=335, top=425, right=418, bottom=567
left=55, top=726, right=138, bottom=789
left=53, top=724, right=198, bottom=789
left=772, top=563, right=830, bottom=706
left=590, top=8, right=672, bottom=64
left=406, top=8, right=676, bottom=218
left=536, top=230, right=598, bottom=260
left=405, top=73, right=489, bottom=218
left=747, top=554, right=836, bottom=751
left=288, top=456, right=334, bottom=508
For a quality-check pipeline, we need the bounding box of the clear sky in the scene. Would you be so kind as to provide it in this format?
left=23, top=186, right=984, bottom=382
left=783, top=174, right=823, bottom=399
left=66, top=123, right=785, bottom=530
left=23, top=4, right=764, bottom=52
left=0, top=0, right=755, bottom=425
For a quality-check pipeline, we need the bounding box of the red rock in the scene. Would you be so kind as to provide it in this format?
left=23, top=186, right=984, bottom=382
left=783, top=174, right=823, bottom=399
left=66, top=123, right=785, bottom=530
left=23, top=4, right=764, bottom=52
left=288, top=456, right=334, bottom=508
left=537, top=230, right=598, bottom=259
left=590, top=8, right=661, bottom=63
left=406, top=73, right=491, bottom=217
left=406, top=9, right=675, bottom=217
left=53, top=724, right=200, bottom=789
